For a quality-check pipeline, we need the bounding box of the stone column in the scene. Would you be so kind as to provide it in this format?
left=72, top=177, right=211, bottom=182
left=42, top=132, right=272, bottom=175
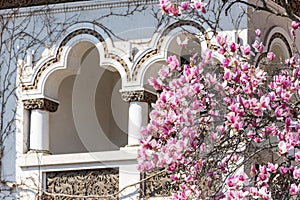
left=122, top=90, right=157, bottom=146
left=120, top=90, right=157, bottom=199
left=23, top=98, right=59, bottom=153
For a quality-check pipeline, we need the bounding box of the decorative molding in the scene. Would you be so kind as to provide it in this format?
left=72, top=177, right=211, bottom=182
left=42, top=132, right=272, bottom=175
left=44, top=168, right=119, bottom=199
left=1, top=0, right=159, bottom=13
left=23, top=98, right=59, bottom=112
left=108, top=54, right=131, bottom=80
left=22, top=28, right=130, bottom=91
left=0, top=0, right=86, bottom=10
left=133, top=49, right=158, bottom=80
left=0, top=0, right=159, bottom=17
left=122, top=90, right=157, bottom=104
left=267, top=32, right=292, bottom=57
left=132, top=20, right=208, bottom=81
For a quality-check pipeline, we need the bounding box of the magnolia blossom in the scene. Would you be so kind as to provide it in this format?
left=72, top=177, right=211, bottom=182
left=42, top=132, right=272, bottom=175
left=292, top=21, right=300, bottom=29
left=267, top=52, right=275, bottom=61
left=252, top=40, right=264, bottom=53
left=191, top=0, right=206, bottom=13
left=290, top=183, right=299, bottom=195
left=255, top=29, right=261, bottom=37
left=139, top=6, right=300, bottom=198
left=180, top=1, right=189, bottom=10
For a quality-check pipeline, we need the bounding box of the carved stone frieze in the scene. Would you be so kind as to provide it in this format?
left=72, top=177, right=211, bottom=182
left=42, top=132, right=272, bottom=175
left=23, top=98, right=59, bottom=112
left=122, top=90, right=157, bottom=104
left=44, top=168, right=119, bottom=199
left=141, top=170, right=179, bottom=198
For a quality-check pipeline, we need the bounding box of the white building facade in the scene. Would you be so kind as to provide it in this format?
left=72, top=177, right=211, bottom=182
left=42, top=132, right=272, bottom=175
left=0, top=0, right=298, bottom=199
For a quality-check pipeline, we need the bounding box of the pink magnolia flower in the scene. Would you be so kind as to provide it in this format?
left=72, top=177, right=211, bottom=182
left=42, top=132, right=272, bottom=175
left=230, top=42, right=238, bottom=52
left=159, top=0, right=172, bottom=14
left=254, top=137, right=261, bottom=143
left=295, top=151, right=300, bottom=162
left=191, top=0, right=206, bottom=13
left=158, top=65, right=169, bottom=78
left=293, top=167, right=300, bottom=179
left=267, top=52, right=275, bottom=61
left=252, top=40, right=264, bottom=53
left=267, top=163, right=278, bottom=173
left=291, top=21, right=300, bottom=29
left=290, top=183, right=299, bottom=195
left=148, top=77, right=163, bottom=91
left=180, top=1, right=189, bottom=10
left=222, top=58, right=230, bottom=68
left=291, top=29, right=296, bottom=37
left=226, top=176, right=237, bottom=189
left=250, top=164, right=257, bottom=177
left=168, top=4, right=180, bottom=16
left=218, top=47, right=225, bottom=54
left=240, top=44, right=251, bottom=55
left=216, top=35, right=227, bottom=46
left=167, top=55, right=180, bottom=70
left=279, top=166, right=289, bottom=174
left=278, top=141, right=288, bottom=155
left=249, top=187, right=259, bottom=198
left=255, top=29, right=261, bottom=37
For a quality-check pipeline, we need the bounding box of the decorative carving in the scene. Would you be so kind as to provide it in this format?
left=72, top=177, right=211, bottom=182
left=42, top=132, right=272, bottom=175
left=23, top=98, right=59, bottom=112
left=122, top=90, right=157, bottom=104
left=133, top=49, right=158, bottom=81
left=108, top=54, right=131, bottom=80
left=141, top=170, right=179, bottom=198
left=44, top=168, right=119, bottom=199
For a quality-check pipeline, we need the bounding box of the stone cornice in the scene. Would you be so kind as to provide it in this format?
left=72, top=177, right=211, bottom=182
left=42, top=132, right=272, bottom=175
left=121, top=90, right=157, bottom=104
left=0, top=0, right=86, bottom=10
left=1, top=0, right=159, bottom=17
left=23, top=98, right=59, bottom=112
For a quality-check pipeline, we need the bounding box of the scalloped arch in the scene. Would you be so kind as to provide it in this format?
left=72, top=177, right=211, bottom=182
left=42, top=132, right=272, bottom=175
left=22, top=28, right=130, bottom=93
left=131, top=20, right=209, bottom=83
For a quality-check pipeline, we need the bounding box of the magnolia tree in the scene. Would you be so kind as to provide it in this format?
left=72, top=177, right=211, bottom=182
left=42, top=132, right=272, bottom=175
left=138, top=1, right=300, bottom=199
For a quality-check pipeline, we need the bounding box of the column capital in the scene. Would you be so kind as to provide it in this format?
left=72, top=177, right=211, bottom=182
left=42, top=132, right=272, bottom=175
left=23, top=98, right=59, bottom=112
left=121, top=90, right=157, bottom=104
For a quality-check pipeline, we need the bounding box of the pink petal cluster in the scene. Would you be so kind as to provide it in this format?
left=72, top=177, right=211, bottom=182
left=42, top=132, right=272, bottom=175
left=191, top=0, right=207, bottom=13
left=139, top=9, right=300, bottom=199
left=291, top=21, right=300, bottom=36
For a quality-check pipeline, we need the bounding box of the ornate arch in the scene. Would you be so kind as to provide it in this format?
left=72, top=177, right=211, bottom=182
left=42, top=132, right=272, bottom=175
left=131, top=20, right=209, bottom=82
left=22, top=28, right=130, bottom=92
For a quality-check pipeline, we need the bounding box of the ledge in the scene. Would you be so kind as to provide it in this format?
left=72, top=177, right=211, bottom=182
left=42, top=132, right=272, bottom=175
left=18, top=147, right=138, bottom=168
left=1, top=0, right=159, bottom=17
